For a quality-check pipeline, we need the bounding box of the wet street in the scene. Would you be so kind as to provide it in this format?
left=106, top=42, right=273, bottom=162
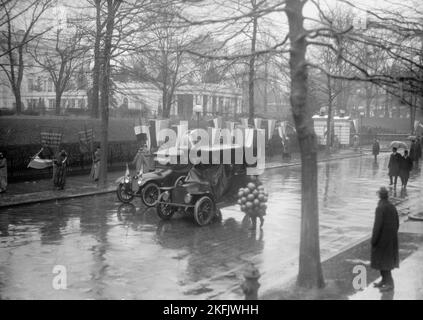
left=1, top=153, right=422, bottom=300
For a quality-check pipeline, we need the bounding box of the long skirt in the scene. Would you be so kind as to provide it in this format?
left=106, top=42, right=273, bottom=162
left=0, top=174, right=7, bottom=191
left=90, top=162, right=100, bottom=181
left=53, top=165, right=66, bottom=189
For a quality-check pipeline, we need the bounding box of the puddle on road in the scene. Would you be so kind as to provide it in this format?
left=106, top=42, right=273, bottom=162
left=0, top=154, right=422, bottom=299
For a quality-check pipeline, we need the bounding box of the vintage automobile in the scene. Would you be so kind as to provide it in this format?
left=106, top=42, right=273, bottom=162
left=116, top=164, right=190, bottom=207
left=156, top=163, right=250, bottom=226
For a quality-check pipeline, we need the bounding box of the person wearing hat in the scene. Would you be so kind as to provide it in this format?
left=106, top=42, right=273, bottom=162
left=409, top=139, right=418, bottom=168
left=371, top=187, right=399, bottom=292
left=388, top=147, right=401, bottom=187
left=53, top=149, right=68, bottom=190
left=399, top=150, right=413, bottom=188
left=372, top=138, right=380, bottom=162
left=0, top=152, right=7, bottom=193
left=90, top=146, right=101, bottom=182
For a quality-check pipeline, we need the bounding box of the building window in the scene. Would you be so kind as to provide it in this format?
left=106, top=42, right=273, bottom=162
left=48, top=99, right=55, bottom=110
left=48, top=79, right=53, bottom=92
left=78, top=99, right=86, bottom=109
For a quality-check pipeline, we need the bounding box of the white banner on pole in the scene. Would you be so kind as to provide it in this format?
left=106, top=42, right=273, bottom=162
left=267, top=119, right=276, bottom=140
left=254, top=118, right=262, bottom=129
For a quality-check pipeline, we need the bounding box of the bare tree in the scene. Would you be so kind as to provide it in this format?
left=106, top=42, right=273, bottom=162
left=29, top=26, right=87, bottom=115
left=0, top=0, right=52, bottom=114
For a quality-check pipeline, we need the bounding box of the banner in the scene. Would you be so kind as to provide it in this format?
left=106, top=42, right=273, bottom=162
left=278, top=126, right=284, bottom=139
left=40, top=132, right=62, bottom=148
left=267, top=119, right=276, bottom=140
left=78, top=128, right=94, bottom=154
left=352, top=119, right=358, bottom=133
left=414, top=120, right=421, bottom=133
left=254, top=118, right=262, bottom=129
left=213, top=117, right=222, bottom=128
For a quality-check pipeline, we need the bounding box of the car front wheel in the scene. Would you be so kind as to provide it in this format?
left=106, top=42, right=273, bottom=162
left=142, top=182, right=160, bottom=207
left=194, top=196, right=215, bottom=226
left=156, top=194, right=175, bottom=220
left=116, top=183, right=134, bottom=203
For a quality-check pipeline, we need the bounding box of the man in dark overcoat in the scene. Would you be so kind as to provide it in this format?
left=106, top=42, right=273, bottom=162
left=372, top=138, right=380, bottom=162
left=371, top=187, right=399, bottom=292
left=388, top=147, right=402, bottom=187
left=399, top=150, right=413, bottom=188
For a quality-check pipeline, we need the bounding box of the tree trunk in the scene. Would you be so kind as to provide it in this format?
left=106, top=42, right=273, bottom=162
left=14, top=89, right=22, bottom=114
left=99, top=0, right=116, bottom=187
left=91, top=0, right=102, bottom=119
left=326, top=74, right=332, bottom=153
left=55, top=91, right=62, bottom=116
left=248, top=0, right=258, bottom=125
left=285, top=0, right=325, bottom=289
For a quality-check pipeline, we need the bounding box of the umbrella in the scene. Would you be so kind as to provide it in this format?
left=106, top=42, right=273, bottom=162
left=389, top=141, right=408, bottom=149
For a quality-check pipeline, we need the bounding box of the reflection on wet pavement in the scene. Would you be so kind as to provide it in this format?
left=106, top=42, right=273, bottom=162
left=0, top=153, right=422, bottom=299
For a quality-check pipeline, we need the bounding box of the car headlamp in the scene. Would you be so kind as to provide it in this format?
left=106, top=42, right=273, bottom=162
left=184, top=193, right=192, bottom=204
left=124, top=177, right=130, bottom=183
left=162, top=191, right=170, bottom=201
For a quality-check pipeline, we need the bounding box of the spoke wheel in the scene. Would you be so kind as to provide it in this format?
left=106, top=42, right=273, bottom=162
left=116, top=183, right=134, bottom=203
left=142, top=183, right=160, bottom=207
left=156, top=194, right=175, bottom=220
left=194, top=196, right=215, bottom=226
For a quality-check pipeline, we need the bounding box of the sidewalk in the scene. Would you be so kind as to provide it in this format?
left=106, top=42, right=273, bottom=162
left=261, top=219, right=423, bottom=300
left=0, top=147, right=367, bottom=209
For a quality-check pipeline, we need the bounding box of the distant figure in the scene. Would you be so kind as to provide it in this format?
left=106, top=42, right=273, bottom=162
left=352, top=135, right=359, bottom=151
left=399, top=150, right=412, bottom=188
left=388, top=147, right=401, bottom=187
left=371, top=187, right=399, bottom=292
left=409, top=140, right=419, bottom=168
left=53, top=150, right=68, bottom=190
left=372, top=138, right=380, bottom=162
left=281, top=137, right=291, bottom=160
left=0, top=152, right=7, bottom=193
left=91, top=146, right=101, bottom=182
left=416, top=137, right=422, bottom=166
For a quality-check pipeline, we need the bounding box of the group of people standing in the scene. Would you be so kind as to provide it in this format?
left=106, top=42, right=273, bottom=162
left=388, top=147, right=415, bottom=188
left=51, top=145, right=101, bottom=190
left=373, top=137, right=422, bottom=188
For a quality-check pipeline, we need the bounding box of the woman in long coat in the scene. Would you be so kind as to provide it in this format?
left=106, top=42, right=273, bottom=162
left=371, top=187, right=399, bottom=291
left=91, top=147, right=101, bottom=181
left=53, top=150, right=68, bottom=190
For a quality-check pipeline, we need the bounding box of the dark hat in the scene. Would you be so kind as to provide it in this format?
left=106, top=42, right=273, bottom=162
left=377, top=187, right=388, bottom=199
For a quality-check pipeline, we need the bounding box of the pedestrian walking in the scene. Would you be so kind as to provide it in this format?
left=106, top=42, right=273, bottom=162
left=372, top=138, right=380, bottom=162
left=388, top=147, right=402, bottom=187
left=0, top=152, right=7, bottom=193
left=399, top=150, right=412, bottom=188
left=371, top=187, right=399, bottom=292
left=53, top=149, right=68, bottom=190
left=90, top=146, right=101, bottom=182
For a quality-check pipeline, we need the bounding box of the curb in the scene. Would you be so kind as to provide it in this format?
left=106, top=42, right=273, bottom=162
left=0, top=152, right=368, bottom=209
